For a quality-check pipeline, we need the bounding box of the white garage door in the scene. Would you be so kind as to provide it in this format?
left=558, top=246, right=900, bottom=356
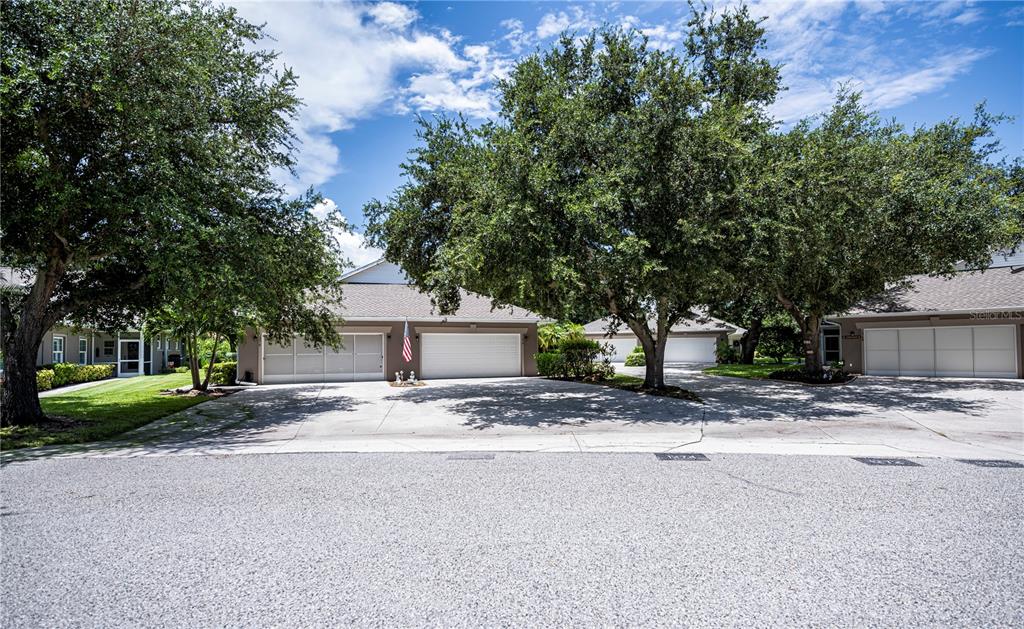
left=263, top=334, right=384, bottom=384
left=664, top=337, right=718, bottom=363
left=864, top=326, right=1017, bottom=379
left=421, top=333, right=521, bottom=379
left=605, top=337, right=639, bottom=361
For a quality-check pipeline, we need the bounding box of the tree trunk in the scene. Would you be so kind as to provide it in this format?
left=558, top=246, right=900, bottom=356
left=739, top=317, right=762, bottom=364
left=626, top=318, right=667, bottom=390
left=800, top=316, right=823, bottom=378
left=186, top=335, right=202, bottom=391
left=1, top=257, right=66, bottom=426
left=201, top=334, right=220, bottom=391
left=1, top=333, right=45, bottom=426
left=776, top=292, right=823, bottom=379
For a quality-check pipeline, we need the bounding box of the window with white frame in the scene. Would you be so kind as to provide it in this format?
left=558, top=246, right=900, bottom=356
left=52, top=336, right=65, bottom=364
left=157, top=339, right=163, bottom=350
left=79, top=338, right=88, bottom=364
left=103, top=340, right=115, bottom=356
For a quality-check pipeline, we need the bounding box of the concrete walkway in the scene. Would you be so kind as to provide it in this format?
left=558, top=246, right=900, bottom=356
left=7, top=366, right=1022, bottom=462
left=38, top=378, right=114, bottom=397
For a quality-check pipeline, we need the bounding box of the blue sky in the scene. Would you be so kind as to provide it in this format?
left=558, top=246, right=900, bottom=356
left=231, top=1, right=1024, bottom=264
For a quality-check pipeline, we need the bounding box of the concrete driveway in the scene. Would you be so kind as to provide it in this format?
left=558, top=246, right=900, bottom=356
left=10, top=365, right=1021, bottom=461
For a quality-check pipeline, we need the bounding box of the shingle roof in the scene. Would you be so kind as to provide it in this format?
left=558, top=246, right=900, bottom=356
left=583, top=313, right=736, bottom=335
left=840, top=266, right=1024, bottom=315
left=333, top=283, right=541, bottom=321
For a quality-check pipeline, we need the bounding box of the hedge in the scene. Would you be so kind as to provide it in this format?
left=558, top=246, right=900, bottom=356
left=535, top=352, right=565, bottom=377
left=37, top=369, right=55, bottom=391
left=50, top=363, right=116, bottom=387
left=624, top=345, right=645, bottom=366
left=209, top=361, right=237, bottom=386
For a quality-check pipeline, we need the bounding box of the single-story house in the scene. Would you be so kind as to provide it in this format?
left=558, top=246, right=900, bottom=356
left=583, top=313, right=737, bottom=363
left=1, top=268, right=181, bottom=377
left=829, top=257, right=1022, bottom=379
left=236, top=259, right=542, bottom=384
left=36, top=326, right=182, bottom=377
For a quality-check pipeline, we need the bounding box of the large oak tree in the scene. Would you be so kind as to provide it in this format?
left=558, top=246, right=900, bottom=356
left=744, top=92, right=1021, bottom=376
left=0, top=0, right=337, bottom=423
left=366, top=8, right=780, bottom=389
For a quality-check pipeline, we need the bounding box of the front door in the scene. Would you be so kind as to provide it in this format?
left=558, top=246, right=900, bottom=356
left=119, top=340, right=141, bottom=376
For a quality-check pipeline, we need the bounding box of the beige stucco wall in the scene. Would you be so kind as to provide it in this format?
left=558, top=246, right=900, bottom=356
left=237, top=320, right=540, bottom=383
left=835, top=315, right=1023, bottom=378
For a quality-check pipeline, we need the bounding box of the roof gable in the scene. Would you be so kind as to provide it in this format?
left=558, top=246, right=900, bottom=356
left=340, top=259, right=411, bottom=284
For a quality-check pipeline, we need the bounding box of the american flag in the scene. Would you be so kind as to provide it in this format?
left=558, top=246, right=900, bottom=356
left=402, top=320, right=413, bottom=363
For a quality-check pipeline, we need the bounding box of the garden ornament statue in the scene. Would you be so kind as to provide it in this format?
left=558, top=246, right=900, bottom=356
left=410, top=371, right=417, bottom=384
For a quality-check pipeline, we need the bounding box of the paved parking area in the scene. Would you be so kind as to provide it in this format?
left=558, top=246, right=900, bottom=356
left=8, top=366, right=1021, bottom=461
left=3, top=452, right=1022, bottom=626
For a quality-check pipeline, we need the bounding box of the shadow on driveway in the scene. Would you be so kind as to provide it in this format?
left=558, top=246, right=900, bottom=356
left=658, top=367, right=1021, bottom=423
left=386, top=378, right=703, bottom=430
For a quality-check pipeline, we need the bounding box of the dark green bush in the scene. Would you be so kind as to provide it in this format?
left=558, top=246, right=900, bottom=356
left=535, top=352, right=565, bottom=377
left=209, top=361, right=237, bottom=385
left=757, top=326, right=801, bottom=363
left=36, top=369, right=55, bottom=391
left=715, top=339, right=740, bottom=364
left=624, top=345, right=645, bottom=366
left=50, top=363, right=116, bottom=387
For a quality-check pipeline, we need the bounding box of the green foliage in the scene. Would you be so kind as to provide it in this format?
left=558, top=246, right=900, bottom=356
left=743, top=91, right=1022, bottom=375
left=36, top=369, right=54, bottom=391
left=715, top=340, right=740, bottom=364
left=537, top=322, right=585, bottom=352
left=50, top=363, right=116, bottom=387
left=173, top=366, right=190, bottom=374
left=1, top=0, right=315, bottom=422
left=557, top=337, right=612, bottom=380
left=757, top=326, right=802, bottom=363
left=535, top=352, right=566, bottom=377
left=625, top=345, right=646, bottom=366
left=364, top=7, right=781, bottom=389
left=209, top=362, right=237, bottom=386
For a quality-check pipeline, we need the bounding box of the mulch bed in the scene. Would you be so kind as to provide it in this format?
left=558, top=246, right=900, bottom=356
left=607, top=381, right=704, bottom=402
left=160, top=387, right=240, bottom=398
left=768, top=369, right=857, bottom=386
left=389, top=381, right=427, bottom=388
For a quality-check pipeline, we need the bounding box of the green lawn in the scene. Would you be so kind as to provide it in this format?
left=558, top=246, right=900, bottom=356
left=1, top=373, right=210, bottom=450
left=702, top=358, right=803, bottom=379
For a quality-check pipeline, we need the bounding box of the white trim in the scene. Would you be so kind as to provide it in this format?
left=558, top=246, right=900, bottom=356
left=78, top=337, right=88, bottom=364
left=339, top=315, right=542, bottom=323
left=52, top=335, right=66, bottom=364
left=339, top=258, right=387, bottom=281
left=833, top=307, right=1024, bottom=319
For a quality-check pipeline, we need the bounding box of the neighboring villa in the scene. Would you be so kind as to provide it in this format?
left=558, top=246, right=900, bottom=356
left=826, top=251, right=1023, bottom=379
left=1, top=267, right=181, bottom=377
left=582, top=314, right=737, bottom=363
left=236, top=259, right=542, bottom=384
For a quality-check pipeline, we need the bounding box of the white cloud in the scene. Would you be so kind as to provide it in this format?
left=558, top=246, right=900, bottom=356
left=312, top=198, right=383, bottom=267
left=535, top=7, right=595, bottom=39
left=367, top=2, right=416, bottom=31
left=951, top=8, right=982, bottom=25
left=229, top=1, right=507, bottom=194
left=501, top=18, right=532, bottom=53
left=537, top=11, right=572, bottom=38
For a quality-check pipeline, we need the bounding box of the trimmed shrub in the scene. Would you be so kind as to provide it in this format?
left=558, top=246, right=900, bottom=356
left=174, top=366, right=190, bottom=373
left=715, top=339, right=740, bottom=364
left=558, top=337, right=602, bottom=378
left=209, top=361, right=237, bottom=385
left=535, top=352, right=565, bottom=377
left=37, top=369, right=55, bottom=391
left=50, top=363, right=116, bottom=387
left=624, top=345, right=645, bottom=366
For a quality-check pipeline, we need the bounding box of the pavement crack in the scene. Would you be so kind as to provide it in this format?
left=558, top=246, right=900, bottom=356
left=718, top=471, right=803, bottom=497
left=374, top=402, right=397, bottom=433
left=569, top=432, right=583, bottom=452
left=663, top=408, right=706, bottom=453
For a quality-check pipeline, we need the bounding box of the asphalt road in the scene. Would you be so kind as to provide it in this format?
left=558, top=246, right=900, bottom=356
left=2, top=453, right=1021, bottom=627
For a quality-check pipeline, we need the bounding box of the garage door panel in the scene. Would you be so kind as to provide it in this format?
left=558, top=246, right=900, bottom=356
left=974, top=350, right=1016, bottom=377
left=421, top=333, right=520, bottom=379
left=263, top=333, right=384, bottom=383
left=974, top=326, right=1014, bottom=350
left=663, top=338, right=717, bottom=363
left=897, top=329, right=934, bottom=376
left=606, top=338, right=638, bottom=361
left=863, top=330, right=899, bottom=375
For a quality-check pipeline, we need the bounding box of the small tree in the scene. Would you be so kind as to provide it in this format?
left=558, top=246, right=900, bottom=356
left=366, top=8, right=780, bottom=389
left=746, top=92, right=1021, bottom=377
left=146, top=194, right=347, bottom=392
